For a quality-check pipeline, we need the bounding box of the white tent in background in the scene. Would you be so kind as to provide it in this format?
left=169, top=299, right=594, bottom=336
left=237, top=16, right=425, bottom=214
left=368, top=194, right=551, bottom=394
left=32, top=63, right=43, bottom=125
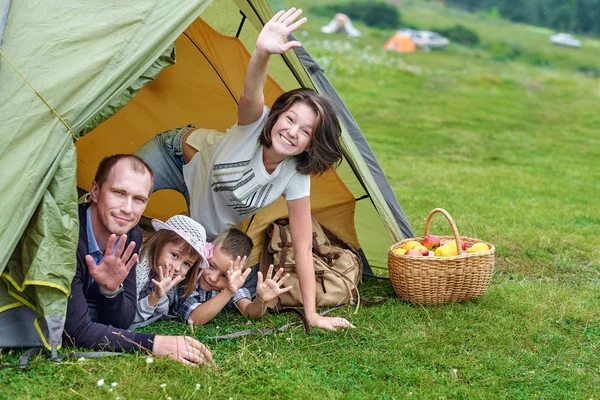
left=321, top=13, right=361, bottom=37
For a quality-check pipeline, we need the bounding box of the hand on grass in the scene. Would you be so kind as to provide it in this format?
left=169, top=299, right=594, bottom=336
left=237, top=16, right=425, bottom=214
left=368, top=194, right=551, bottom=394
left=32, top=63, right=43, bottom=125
left=256, top=264, right=292, bottom=303
left=152, top=335, right=212, bottom=366
left=307, top=314, right=356, bottom=331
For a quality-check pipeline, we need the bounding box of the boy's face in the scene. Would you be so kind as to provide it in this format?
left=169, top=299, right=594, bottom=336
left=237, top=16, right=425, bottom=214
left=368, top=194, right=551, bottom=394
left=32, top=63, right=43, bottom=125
left=198, top=246, right=232, bottom=291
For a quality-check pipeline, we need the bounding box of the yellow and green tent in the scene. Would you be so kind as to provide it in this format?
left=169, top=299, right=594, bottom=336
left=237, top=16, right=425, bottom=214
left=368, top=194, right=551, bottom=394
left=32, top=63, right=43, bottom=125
left=0, top=0, right=412, bottom=354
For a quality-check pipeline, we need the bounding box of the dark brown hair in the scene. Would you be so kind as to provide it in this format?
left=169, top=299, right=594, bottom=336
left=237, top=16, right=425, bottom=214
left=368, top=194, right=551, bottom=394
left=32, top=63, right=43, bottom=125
left=94, top=154, right=154, bottom=195
left=259, top=88, right=344, bottom=175
left=142, top=230, right=202, bottom=298
left=212, top=228, right=253, bottom=259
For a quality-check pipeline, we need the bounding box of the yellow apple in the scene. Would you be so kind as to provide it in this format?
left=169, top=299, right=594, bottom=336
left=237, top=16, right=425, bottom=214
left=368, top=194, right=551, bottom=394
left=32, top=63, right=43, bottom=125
left=468, top=242, right=490, bottom=253
left=393, top=247, right=408, bottom=255
left=402, top=240, right=421, bottom=251
left=434, top=244, right=458, bottom=257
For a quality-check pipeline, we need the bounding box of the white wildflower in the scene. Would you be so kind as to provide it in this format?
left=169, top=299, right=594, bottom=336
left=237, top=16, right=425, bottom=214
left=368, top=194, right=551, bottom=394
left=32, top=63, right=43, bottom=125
left=77, top=357, right=86, bottom=362
left=146, top=356, right=154, bottom=364
left=196, top=384, right=201, bottom=390
left=111, top=382, right=118, bottom=387
left=97, top=379, right=105, bottom=386
left=160, top=383, right=167, bottom=388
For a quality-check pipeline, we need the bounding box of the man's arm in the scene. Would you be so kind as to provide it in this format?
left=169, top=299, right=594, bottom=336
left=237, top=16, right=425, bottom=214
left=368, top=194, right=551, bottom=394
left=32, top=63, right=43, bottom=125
left=96, top=231, right=142, bottom=328
left=63, top=258, right=155, bottom=352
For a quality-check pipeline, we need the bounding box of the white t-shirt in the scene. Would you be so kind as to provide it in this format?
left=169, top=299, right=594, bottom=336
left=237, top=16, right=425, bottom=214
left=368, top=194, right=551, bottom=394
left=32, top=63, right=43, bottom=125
left=183, top=106, right=310, bottom=240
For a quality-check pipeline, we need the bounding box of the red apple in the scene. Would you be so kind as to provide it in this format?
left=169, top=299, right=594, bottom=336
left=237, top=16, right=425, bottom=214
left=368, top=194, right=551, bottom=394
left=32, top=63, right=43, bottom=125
left=422, top=235, right=441, bottom=251
left=416, top=245, right=430, bottom=256
left=406, top=249, right=423, bottom=256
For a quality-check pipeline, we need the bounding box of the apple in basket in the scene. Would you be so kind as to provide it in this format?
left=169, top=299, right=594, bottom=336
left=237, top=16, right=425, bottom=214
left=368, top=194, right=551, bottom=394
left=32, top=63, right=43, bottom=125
left=406, top=249, right=423, bottom=257
left=468, top=242, right=490, bottom=253
left=443, top=239, right=466, bottom=251
left=402, top=240, right=421, bottom=251
left=393, top=247, right=407, bottom=255
left=421, top=235, right=441, bottom=251
left=416, top=245, right=430, bottom=256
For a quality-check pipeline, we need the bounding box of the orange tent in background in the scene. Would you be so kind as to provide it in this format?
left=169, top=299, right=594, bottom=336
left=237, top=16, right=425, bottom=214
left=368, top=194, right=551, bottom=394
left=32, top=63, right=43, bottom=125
left=384, top=32, right=416, bottom=53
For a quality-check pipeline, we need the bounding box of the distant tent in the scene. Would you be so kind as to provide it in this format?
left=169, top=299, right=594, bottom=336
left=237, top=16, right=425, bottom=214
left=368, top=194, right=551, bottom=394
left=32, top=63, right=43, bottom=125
left=321, top=13, right=361, bottom=37
left=384, top=32, right=416, bottom=53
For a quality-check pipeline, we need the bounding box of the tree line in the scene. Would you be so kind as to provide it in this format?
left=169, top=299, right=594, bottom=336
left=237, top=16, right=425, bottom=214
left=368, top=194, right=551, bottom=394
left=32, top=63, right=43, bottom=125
left=443, top=0, right=600, bottom=36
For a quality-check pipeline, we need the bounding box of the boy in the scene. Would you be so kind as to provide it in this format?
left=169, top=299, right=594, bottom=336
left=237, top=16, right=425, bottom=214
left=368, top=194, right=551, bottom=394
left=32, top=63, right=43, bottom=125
left=176, top=229, right=291, bottom=325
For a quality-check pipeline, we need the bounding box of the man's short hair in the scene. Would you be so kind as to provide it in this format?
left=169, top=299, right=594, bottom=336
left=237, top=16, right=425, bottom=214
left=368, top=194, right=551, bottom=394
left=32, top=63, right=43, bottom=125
left=212, top=228, right=253, bottom=259
left=94, top=154, right=154, bottom=195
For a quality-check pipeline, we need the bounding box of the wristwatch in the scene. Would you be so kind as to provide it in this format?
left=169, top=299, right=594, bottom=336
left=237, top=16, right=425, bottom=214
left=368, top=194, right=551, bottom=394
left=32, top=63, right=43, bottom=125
left=99, top=283, right=124, bottom=298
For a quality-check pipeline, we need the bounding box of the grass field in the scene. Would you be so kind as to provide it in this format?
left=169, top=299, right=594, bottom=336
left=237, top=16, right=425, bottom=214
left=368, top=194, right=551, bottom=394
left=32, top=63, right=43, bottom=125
left=2, top=1, right=599, bottom=398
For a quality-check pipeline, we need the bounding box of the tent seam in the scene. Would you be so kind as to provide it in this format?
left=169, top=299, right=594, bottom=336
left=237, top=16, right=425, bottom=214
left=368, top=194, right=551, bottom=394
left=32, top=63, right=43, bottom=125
left=1, top=273, right=70, bottom=297
left=0, top=49, right=76, bottom=140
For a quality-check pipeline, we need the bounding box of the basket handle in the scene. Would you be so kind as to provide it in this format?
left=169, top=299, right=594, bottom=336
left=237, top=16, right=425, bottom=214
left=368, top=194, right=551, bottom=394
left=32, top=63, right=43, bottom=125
left=423, top=208, right=463, bottom=255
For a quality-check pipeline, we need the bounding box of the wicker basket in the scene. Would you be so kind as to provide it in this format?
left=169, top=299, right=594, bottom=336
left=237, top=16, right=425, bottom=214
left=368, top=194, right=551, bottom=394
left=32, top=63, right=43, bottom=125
left=388, top=208, right=495, bottom=305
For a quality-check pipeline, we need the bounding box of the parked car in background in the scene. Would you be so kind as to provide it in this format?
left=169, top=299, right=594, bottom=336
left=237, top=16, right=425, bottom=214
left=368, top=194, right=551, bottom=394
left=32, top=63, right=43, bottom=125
left=413, top=31, right=450, bottom=50
left=396, top=29, right=450, bottom=51
left=550, top=33, right=581, bottom=48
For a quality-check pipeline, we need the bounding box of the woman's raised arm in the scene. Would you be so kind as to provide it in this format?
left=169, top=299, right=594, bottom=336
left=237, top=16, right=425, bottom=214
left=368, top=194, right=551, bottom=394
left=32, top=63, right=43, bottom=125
left=238, top=8, right=307, bottom=125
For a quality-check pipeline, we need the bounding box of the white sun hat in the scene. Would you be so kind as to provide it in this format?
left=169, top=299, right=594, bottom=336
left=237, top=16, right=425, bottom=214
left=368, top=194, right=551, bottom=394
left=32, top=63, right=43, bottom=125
left=151, top=215, right=209, bottom=270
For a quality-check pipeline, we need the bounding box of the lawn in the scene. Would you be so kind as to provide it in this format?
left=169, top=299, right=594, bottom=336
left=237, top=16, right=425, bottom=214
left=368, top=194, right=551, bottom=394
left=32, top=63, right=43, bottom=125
left=1, top=1, right=599, bottom=398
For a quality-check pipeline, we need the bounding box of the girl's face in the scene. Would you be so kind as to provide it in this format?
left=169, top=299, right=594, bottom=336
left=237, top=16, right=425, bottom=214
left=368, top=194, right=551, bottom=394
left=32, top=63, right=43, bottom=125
left=158, top=242, right=198, bottom=278
left=269, top=102, right=316, bottom=159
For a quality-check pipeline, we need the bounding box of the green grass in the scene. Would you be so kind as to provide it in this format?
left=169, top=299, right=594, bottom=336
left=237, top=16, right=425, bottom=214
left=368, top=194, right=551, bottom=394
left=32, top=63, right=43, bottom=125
left=2, top=1, right=600, bottom=398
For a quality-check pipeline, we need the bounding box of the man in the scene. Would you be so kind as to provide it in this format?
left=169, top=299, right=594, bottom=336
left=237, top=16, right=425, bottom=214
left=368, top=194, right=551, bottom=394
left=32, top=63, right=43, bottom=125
left=63, top=154, right=211, bottom=365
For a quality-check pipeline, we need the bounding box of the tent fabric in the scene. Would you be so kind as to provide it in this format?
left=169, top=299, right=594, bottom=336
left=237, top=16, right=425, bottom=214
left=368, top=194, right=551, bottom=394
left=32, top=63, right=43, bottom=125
left=1, top=0, right=412, bottom=350
left=0, top=0, right=10, bottom=47
left=79, top=44, right=178, bottom=136
left=291, top=34, right=413, bottom=242
left=384, top=33, right=416, bottom=53
left=0, top=0, right=213, bottom=351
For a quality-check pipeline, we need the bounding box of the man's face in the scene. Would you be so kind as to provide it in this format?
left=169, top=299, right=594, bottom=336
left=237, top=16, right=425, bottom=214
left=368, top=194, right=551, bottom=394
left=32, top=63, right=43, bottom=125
left=89, top=159, right=152, bottom=242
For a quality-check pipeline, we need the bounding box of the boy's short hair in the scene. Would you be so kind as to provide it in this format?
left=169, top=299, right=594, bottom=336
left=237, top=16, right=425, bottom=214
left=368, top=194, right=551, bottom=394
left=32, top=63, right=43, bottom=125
left=212, top=229, right=253, bottom=259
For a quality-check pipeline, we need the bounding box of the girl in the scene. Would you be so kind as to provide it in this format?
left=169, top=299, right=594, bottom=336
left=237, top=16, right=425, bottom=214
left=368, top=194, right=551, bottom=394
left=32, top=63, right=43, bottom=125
left=133, top=215, right=207, bottom=326
left=136, top=8, right=354, bottom=331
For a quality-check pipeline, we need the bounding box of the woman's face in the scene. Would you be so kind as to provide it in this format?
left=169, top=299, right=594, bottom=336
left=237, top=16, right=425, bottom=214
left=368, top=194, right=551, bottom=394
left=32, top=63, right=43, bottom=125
left=269, top=102, right=316, bottom=158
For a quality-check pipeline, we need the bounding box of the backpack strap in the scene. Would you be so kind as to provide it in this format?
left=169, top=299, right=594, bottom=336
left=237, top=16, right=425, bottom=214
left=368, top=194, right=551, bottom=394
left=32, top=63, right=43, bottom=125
left=274, top=218, right=291, bottom=269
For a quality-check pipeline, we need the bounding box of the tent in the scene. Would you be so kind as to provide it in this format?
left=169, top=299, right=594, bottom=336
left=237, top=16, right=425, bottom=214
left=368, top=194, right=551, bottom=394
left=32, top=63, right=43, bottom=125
left=384, top=31, right=417, bottom=53
left=321, top=13, right=362, bottom=37
left=0, top=0, right=413, bottom=355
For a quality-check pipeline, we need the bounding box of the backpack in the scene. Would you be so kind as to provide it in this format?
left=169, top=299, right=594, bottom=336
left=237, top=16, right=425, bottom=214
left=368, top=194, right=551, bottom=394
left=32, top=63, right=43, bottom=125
left=260, top=217, right=362, bottom=311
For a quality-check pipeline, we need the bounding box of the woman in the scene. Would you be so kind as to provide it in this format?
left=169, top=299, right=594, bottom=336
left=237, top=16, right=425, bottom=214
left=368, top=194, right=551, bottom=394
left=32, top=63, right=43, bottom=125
left=136, top=8, right=354, bottom=331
